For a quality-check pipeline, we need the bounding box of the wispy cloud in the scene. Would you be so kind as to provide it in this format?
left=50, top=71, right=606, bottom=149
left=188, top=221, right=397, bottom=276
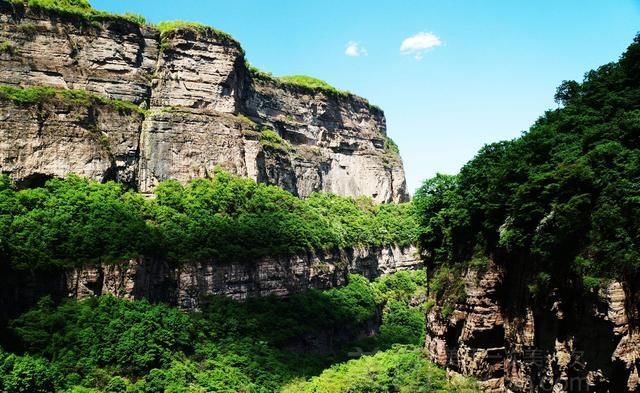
left=400, top=32, right=442, bottom=60
left=345, top=41, right=368, bottom=57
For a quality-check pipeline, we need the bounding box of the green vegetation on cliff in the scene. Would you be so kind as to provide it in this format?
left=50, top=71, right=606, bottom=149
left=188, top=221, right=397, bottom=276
left=414, top=35, right=640, bottom=288
left=0, top=171, right=418, bottom=270
left=0, top=271, right=450, bottom=392
left=4, top=0, right=380, bottom=112
left=0, top=85, right=145, bottom=114
left=7, top=0, right=146, bottom=25
left=156, top=20, right=241, bottom=49
left=244, top=64, right=384, bottom=112
left=259, top=129, right=292, bottom=152
left=277, top=75, right=351, bottom=97
left=282, top=346, right=478, bottom=393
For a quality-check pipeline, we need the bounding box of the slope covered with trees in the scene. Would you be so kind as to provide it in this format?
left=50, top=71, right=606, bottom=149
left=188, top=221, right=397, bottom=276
left=0, top=171, right=418, bottom=271
left=415, top=35, right=640, bottom=290
left=0, top=271, right=472, bottom=392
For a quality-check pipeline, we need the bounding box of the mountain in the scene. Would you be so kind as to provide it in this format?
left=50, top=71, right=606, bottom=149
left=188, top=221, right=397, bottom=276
left=0, top=0, right=407, bottom=203
left=416, top=34, right=640, bottom=392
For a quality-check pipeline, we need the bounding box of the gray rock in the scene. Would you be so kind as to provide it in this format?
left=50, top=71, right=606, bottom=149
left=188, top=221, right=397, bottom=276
left=0, top=4, right=408, bottom=202
left=66, top=245, right=423, bottom=309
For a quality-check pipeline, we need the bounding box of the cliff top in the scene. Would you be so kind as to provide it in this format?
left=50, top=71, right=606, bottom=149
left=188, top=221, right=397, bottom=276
left=247, top=68, right=382, bottom=113
left=3, top=0, right=381, bottom=111
left=5, top=0, right=146, bottom=25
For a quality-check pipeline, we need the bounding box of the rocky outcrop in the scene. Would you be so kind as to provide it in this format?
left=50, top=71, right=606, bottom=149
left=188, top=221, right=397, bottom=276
left=66, top=245, right=422, bottom=310
left=244, top=77, right=407, bottom=202
left=0, top=2, right=157, bottom=104
left=425, top=263, right=506, bottom=392
left=0, top=2, right=408, bottom=202
left=0, top=97, right=144, bottom=188
left=425, top=262, right=640, bottom=392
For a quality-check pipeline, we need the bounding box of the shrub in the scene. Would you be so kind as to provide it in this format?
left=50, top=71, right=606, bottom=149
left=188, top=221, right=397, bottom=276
left=0, top=41, right=15, bottom=55
left=0, top=84, right=144, bottom=114
left=3, top=271, right=432, bottom=392
left=0, top=171, right=418, bottom=270
left=281, top=345, right=479, bottom=393
left=0, top=354, right=59, bottom=393
left=379, top=300, right=425, bottom=345
left=259, top=129, right=291, bottom=152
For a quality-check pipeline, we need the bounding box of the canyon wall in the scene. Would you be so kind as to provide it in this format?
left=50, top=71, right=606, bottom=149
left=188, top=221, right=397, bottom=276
left=0, top=2, right=407, bottom=202
left=425, top=261, right=640, bottom=392
left=65, top=245, right=422, bottom=310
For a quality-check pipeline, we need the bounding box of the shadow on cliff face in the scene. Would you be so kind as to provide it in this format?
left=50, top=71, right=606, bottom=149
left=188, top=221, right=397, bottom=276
left=12, top=172, right=53, bottom=189
left=0, top=265, right=67, bottom=350
left=433, top=254, right=639, bottom=392
left=255, top=149, right=299, bottom=196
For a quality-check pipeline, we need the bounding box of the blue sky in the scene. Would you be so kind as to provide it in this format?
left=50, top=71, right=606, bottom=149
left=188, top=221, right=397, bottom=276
left=94, top=0, right=640, bottom=193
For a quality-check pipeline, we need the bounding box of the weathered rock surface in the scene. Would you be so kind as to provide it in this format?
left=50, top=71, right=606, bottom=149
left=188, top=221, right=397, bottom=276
left=244, top=77, right=407, bottom=201
left=66, top=245, right=422, bottom=310
left=0, top=2, right=408, bottom=202
left=0, top=2, right=157, bottom=103
left=0, top=98, right=143, bottom=187
left=425, top=262, right=640, bottom=392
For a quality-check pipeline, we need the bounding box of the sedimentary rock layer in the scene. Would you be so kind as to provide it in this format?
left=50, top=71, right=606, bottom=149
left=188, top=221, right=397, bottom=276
left=66, top=245, right=422, bottom=310
left=425, top=262, right=640, bottom=392
left=0, top=2, right=408, bottom=202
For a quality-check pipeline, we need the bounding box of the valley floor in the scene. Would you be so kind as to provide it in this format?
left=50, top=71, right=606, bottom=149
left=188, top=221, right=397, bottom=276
left=0, top=271, right=478, bottom=392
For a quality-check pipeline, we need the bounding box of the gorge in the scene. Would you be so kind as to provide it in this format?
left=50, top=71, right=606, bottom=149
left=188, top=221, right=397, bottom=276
left=0, top=1, right=639, bottom=392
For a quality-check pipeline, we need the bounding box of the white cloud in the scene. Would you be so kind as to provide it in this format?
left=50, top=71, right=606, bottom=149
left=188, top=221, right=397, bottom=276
left=400, top=32, right=442, bottom=60
left=345, top=41, right=368, bottom=57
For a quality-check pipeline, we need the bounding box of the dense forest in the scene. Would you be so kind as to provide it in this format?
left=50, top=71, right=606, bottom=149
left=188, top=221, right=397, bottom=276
left=0, top=171, right=418, bottom=271
left=0, top=0, right=638, bottom=390
left=0, top=271, right=479, bottom=392
left=414, top=34, right=640, bottom=292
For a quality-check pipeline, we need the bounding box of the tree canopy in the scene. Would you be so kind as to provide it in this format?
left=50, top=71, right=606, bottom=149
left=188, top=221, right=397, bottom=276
left=414, top=34, right=640, bottom=286
left=0, top=171, right=418, bottom=271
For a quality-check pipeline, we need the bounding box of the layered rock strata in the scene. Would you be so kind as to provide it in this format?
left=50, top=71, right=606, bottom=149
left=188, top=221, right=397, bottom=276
left=0, top=2, right=408, bottom=202
left=425, top=262, right=640, bottom=392
left=65, top=245, right=422, bottom=310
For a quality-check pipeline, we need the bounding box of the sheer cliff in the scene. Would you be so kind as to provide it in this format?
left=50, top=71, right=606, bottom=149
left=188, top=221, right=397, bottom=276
left=416, top=35, right=640, bottom=392
left=0, top=1, right=408, bottom=202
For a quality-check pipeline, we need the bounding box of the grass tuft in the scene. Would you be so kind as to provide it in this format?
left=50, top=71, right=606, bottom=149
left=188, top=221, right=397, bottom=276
left=0, top=40, right=16, bottom=55
left=259, top=128, right=291, bottom=153
left=384, top=136, right=400, bottom=155
left=278, top=75, right=347, bottom=95
left=246, top=63, right=382, bottom=111
left=156, top=20, right=241, bottom=50
left=0, top=84, right=146, bottom=114
left=9, top=0, right=146, bottom=27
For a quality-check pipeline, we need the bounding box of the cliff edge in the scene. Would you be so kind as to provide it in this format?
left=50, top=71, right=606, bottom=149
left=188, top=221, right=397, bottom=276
left=0, top=1, right=408, bottom=202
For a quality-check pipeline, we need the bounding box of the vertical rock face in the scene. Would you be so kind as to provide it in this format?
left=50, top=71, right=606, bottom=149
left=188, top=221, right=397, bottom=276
left=244, top=78, right=407, bottom=201
left=0, top=244, right=421, bottom=325
left=0, top=98, right=144, bottom=187
left=425, top=262, right=506, bottom=392
left=0, top=2, right=158, bottom=103
left=66, top=245, right=422, bottom=310
left=137, top=108, right=255, bottom=192
left=0, top=3, right=408, bottom=202
left=151, top=29, right=245, bottom=112
left=425, top=262, right=640, bottom=392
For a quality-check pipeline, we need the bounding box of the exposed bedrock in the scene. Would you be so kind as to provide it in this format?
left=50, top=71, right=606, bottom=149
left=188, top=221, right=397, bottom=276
left=0, top=245, right=421, bottom=326
left=65, top=245, right=422, bottom=310
left=0, top=2, right=408, bottom=202
left=425, top=261, right=640, bottom=392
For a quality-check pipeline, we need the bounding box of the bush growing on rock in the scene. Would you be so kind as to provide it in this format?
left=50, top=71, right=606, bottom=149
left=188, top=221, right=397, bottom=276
left=0, top=171, right=418, bottom=271
left=0, top=271, right=435, bottom=392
